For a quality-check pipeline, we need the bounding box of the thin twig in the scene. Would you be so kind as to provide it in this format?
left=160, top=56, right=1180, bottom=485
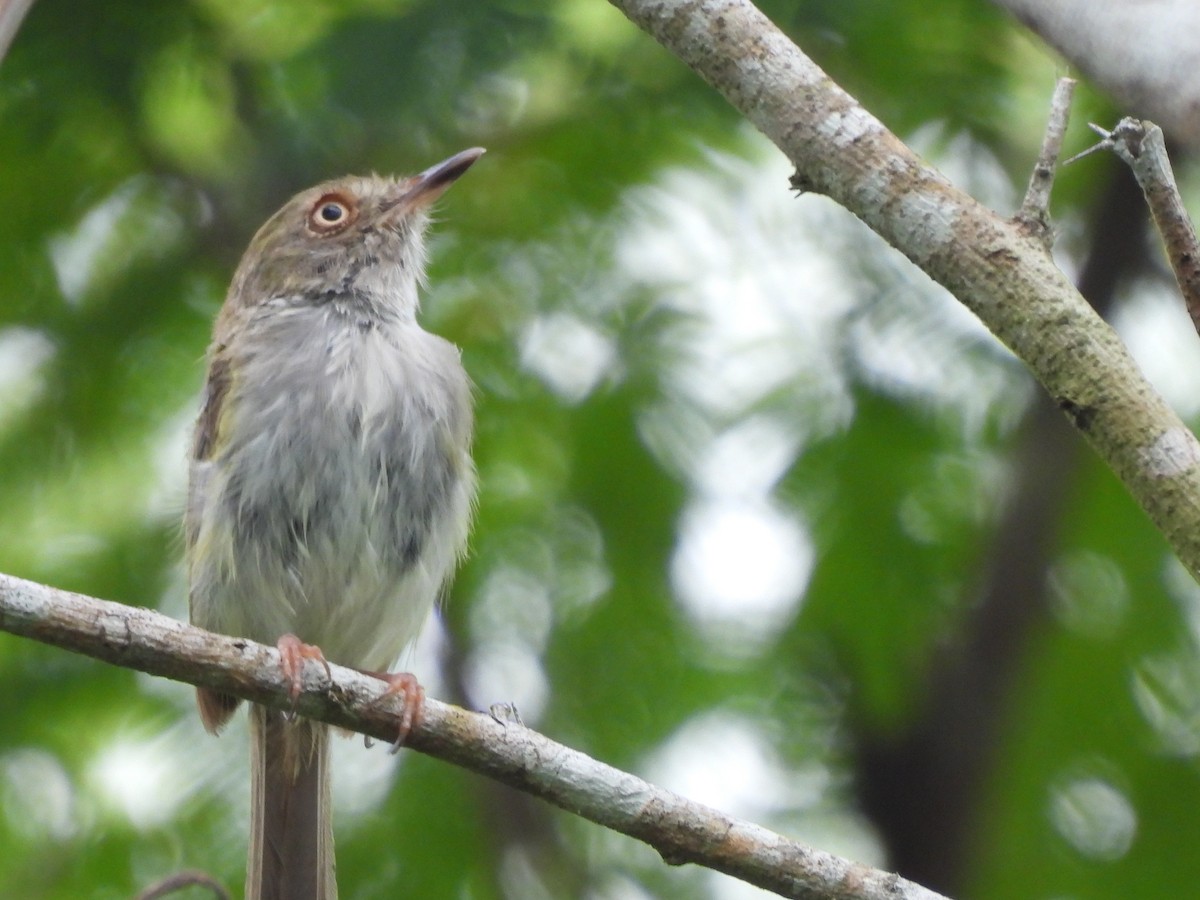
left=135, top=870, right=230, bottom=900
left=1015, top=76, right=1077, bottom=245
left=1072, top=117, right=1200, bottom=339
left=0, top=572, right=949, bottom=900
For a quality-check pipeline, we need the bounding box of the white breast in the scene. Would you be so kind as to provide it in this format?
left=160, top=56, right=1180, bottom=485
left=188, top=302, right=475, bottom=671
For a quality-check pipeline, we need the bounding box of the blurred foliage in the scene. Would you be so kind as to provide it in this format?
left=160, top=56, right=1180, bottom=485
left=0, top=1, right=1195, bottom=899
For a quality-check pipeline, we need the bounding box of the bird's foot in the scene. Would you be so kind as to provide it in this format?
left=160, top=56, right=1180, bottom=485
left=276, top=633, right=332, bottom=716
left=362, top=670, right=426, bottom=751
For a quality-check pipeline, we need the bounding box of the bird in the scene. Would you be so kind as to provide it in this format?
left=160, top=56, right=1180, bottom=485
left=185, top=147, right=483, bottom=899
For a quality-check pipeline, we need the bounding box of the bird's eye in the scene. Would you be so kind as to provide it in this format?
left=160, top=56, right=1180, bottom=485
left=307, top=194, right=356, bottom=232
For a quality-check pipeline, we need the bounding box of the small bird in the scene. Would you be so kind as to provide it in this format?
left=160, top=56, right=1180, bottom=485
left=185, top=148, right=483, bottom=900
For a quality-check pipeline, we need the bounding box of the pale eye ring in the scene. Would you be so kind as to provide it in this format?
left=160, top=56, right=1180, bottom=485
left=308, top=195, right=355, bottom=231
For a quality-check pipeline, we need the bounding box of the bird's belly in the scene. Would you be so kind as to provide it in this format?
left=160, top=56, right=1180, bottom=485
left=192, top=378, right=470, bottom=670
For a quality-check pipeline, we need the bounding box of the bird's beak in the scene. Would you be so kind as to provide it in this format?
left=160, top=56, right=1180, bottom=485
left=389, top=147, right=486, bottom=213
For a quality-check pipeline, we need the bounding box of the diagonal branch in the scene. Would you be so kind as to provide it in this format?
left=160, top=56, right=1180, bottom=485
left=0, top=0, right=33, bottom=66
left=1074, top=118, right=1200, bottom=339
left=606, top=0, right=1200, bottom=580
left=0, top=571, right=948, bottom=900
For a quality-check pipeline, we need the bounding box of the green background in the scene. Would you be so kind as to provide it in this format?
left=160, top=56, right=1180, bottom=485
left=1, top=1, right=1194, bottom=898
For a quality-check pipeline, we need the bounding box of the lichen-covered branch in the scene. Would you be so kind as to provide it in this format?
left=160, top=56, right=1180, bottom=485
left=1016, top=76, right=1076, bottom=243
left=0, top=0, right=34, bottom=66
left=606, top=0, right=1200, bottom=580
left=1077, top=118, right=1200, bottom=338
left=991, top=0, right=1200, bottom=152
left=0, top=571, right=948, bottom=900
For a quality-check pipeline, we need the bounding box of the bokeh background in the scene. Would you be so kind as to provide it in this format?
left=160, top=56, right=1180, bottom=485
left=3, top=1, right=1200, bottom=898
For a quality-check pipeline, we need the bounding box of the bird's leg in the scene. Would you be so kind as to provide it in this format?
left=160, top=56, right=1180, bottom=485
left=356, top=669, right=426, bottom=749
left=276, top=633, right=332, bottom=716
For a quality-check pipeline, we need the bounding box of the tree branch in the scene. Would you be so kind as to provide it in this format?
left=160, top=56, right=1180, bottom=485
left=135, top=870, right=230, bottom=900
left=0, top=0, right=33, bottom=66
left=606, top=0, right=1200, bottom=579
left=1015, top=76, right=1076, bottom=244
left=1073, top=118, right=1200, bottom=339
left=0, top=572, right=948, bottom=900
left=991, top=0, right=1200, bottom=152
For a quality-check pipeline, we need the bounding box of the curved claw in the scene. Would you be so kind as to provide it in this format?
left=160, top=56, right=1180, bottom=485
left=366, top=671, right=426, bottom=751
left=276, top=633, right=332, bottom=716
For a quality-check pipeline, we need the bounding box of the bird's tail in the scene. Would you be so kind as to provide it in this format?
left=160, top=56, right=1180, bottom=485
left=247, top=705, right=336, bottom=900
